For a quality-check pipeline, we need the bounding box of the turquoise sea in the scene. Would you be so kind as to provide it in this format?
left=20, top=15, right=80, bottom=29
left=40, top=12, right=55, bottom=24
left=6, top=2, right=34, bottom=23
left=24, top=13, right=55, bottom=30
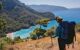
left=13, top=10, right=80, bottom=39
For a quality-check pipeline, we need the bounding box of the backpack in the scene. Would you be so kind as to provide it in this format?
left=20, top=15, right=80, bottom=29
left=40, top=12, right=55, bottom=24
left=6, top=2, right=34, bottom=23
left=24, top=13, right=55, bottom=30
left=62, top=21, right=76, bottom=44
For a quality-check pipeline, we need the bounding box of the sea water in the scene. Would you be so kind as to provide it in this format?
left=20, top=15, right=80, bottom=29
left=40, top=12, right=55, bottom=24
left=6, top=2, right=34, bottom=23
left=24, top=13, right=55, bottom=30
left=13, top=9, right=80, bottom=39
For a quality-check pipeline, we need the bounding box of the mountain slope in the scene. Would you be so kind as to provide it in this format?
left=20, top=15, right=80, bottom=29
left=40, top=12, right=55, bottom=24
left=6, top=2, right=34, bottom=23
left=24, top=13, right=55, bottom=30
left=29, top=5, right=68, bottom=12
left=0, top=0, right=55, bottom=35
left=5, top=34, right=80, bottom=50
left=69, top=8, right=80, bottom=10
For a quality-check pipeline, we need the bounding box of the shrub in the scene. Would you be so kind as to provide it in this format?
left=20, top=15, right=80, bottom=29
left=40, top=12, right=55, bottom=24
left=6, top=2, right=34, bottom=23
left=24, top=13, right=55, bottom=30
left=0, top=43, right=4, bottom=50
left=30, top=28, right=46, bottom=40
left=30, top=32, right=37, bottom=40
left=44, top=26, right=55, bottom=37
left=14, top=36, right=23, bottom=43
left=3, top=37, right=14, bottom=45
left=0, top=3, right=2, bottom=10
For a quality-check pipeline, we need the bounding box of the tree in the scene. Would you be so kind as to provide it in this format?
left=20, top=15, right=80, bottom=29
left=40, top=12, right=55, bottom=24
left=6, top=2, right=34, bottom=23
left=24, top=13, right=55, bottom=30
left=14, top=36, right=23, bottom=43
left=35, top=28, right=46, bottom=39
left=30, top=18, right=51, bottom=39
left=0, top=3, right=2, bottom=10
left=30, top=28, right=46, bottom=39
left=30, top=32, right=37, bottom=40
left=44, top=26, right=56, bottom=46
left=0, top=17, right=7, bottom=37
left=0, top=43, right=4, bottom=50
left=36, top=18, right=50, bottom=28
left=3, top=37, right=13, bottom=44
left=44, top=26, right=55, bottom=37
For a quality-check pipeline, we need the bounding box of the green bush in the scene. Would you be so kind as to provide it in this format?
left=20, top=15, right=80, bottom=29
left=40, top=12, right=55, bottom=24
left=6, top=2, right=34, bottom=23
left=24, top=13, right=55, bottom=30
left=2, top=37, right=14, bottom=45
left=30, top=33, right=37, bottom=40
left=30, top=28, right=46, bottom=40
left=0, top=17, right=7, bottom=37
left=44, top=26, right=55, bottom=37
left=0, top=4, right=2, bottom=10
left=14, top=36, right=23, bottom=43
left=0, top=43, right=4, bottom=50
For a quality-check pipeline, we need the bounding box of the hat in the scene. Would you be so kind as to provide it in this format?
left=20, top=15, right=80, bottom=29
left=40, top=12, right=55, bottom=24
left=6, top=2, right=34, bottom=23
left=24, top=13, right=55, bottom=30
left=55, top=16, right=63, bottom=20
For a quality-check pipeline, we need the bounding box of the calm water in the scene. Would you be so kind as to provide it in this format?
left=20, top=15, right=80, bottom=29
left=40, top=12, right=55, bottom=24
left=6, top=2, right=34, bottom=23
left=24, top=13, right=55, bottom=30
left=53, top=10, right=80, bottom=23
left=13, top=10, right=80, bottom=39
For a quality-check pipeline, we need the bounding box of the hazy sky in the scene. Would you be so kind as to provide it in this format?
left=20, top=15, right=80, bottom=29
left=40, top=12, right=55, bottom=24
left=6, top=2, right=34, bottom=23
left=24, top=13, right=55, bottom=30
left=19, top=0, right=80, bottom=8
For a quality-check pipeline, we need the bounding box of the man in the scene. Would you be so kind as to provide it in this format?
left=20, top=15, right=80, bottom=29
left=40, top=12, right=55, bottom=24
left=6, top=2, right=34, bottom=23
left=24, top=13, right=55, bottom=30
left=55, top=16, right=67, bottom=50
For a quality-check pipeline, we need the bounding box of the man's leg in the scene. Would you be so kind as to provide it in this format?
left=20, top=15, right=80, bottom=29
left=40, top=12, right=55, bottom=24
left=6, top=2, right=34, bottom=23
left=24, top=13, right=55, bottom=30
left=58, top=38, right=66, bottom=50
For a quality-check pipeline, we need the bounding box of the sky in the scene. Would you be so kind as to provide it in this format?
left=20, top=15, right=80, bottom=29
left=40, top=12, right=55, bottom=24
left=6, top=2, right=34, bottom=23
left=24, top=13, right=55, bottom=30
left=19, top=0, right=80, bottom=8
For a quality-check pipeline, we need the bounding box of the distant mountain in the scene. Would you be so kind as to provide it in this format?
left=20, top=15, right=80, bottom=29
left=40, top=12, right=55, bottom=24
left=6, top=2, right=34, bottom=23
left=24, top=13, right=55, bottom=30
left=29, top=5, right=68, bottom=12
left=69, top=8, right=80, bottom=10
left=0, top=0, right=55, bottom=35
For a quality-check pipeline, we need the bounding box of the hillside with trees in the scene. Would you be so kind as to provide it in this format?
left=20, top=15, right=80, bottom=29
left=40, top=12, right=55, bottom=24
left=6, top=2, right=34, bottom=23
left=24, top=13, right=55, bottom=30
left=0, top=0, right=55, bottom=37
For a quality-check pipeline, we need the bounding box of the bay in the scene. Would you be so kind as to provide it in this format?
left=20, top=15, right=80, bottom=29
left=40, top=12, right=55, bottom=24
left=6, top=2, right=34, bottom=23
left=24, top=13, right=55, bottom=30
left=13, top=9, right=80, bottom=39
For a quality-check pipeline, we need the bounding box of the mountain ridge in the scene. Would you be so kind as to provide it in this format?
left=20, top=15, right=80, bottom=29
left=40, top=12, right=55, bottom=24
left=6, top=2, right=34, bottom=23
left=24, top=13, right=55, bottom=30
left=29, top=5, right=68, bottom=12
left=0, top=0, right=55, bottom=35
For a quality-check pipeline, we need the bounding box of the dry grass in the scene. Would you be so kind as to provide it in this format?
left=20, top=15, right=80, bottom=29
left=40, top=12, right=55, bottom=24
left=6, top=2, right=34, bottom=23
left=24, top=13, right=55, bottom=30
left=4, top=32, right=80, bottom=50
left=76, top=32, right=80, bottom=44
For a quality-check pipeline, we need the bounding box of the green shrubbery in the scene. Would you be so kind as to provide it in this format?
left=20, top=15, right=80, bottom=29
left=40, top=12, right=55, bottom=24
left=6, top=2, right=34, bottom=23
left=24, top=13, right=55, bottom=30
left=0, top=17, right=7, bottom=37
left=44, top=27, right=55, bottom=37
left=3, top=37, right=13, bottom=44
left=30, top=28, right=46, bottom=40
left=0, top=43, right=4, bottom=50
left=0, top=37, right=14, bottom=50
left=0, top=3, right=2, bottom=10
left=30, top=18, right=55, bottom=40
left=30, top=27, right=55, bottom=40
left=30, top=33, right=37, bottom=40
left=14, top=36, right=23, bottom=43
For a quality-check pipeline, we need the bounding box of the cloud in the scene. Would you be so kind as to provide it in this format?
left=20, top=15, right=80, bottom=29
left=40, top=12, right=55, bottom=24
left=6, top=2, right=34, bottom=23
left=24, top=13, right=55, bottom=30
left=19, top=0, right=80, bottom=8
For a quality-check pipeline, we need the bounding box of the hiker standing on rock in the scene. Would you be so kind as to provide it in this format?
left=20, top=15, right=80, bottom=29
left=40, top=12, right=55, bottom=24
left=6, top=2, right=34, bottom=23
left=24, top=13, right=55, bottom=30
left=54, top=16, right=76, bottom=50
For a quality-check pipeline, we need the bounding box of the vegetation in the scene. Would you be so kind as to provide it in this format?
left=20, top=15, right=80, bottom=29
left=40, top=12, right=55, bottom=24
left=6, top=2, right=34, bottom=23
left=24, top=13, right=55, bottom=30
left=14, top=36, right=23, bottom=43
left=30, top=22, right=56, bottom=46
left=0, top=37, right=14, bottom=45
left=29, top=26, right=55, bottom=47
left=0, top=36, right=23, bottom=48
left=0, top=0, right=80, bottom=50
left=44, top=26, right=55, bottom=37
left=30, top=32, right=37, bottom=40
left=76, top=23, right=80, bottom=32
left=0, top=0, right=55, bottom=37
left=0, top=3, right=3, bottom=10
left=0, top=17, right=7, bottom=37
left=0, top=43, right=4, bottom=50
left=0, top=37, right=14, bottom=50
left=30, top=18, right=51, bottom=40
left=30, top=28, right=46, bottom=39
left=44, top=26, right=56, bottom=46
left=30, top=18, right=56, bottom=40
left=36, top=18, right=50, bottom=28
